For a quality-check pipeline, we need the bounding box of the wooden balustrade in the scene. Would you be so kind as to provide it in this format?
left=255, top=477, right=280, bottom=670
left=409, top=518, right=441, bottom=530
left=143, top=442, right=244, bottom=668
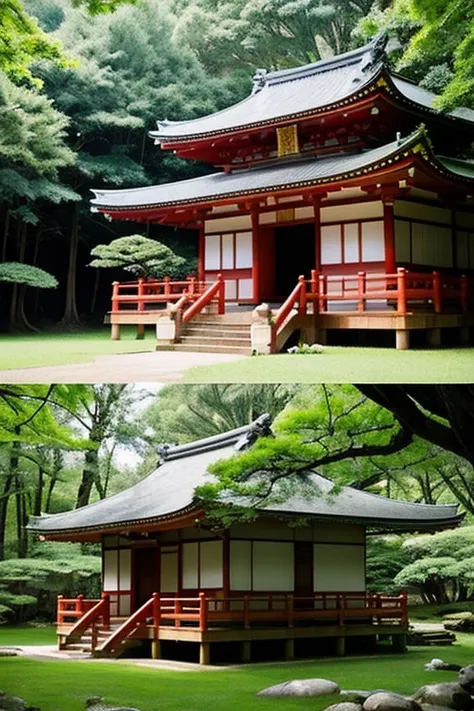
left=111, top=277, right=209, bottom=313
left=182, top=274, right=225, bottom=323
left=57, top=593, right=110, bottom=638
left=276, top=268, right=473, bottom=331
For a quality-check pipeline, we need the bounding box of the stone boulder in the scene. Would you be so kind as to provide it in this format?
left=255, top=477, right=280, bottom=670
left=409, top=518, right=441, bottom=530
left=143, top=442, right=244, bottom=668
left=342, top=691, right=389, bottom=703
left=458, top=666, right=474, bottom=695
left=0, top=692, right=26, bottom=711
left=85, top=698, right=141, bottom=711
left=324, top=703, right=363, bottom=711
left=257, top=679, right=340, bottom=697
left=412, top=683, right=473, bottom=711
left=424, top=660, right=462, bottom=672
left=443, top=614, right=474, bottom=633
left=0, top=650, right=19, bottom=658
left=364, top=692, right=422, bottom=711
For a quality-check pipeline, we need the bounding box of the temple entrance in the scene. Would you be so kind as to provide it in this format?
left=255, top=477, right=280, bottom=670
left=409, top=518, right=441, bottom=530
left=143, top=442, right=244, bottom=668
left=274, top=223, right=315, bottom=298
left=133, top=547, right=159, bottom=609
left=294, top=542, right=314, bottom=600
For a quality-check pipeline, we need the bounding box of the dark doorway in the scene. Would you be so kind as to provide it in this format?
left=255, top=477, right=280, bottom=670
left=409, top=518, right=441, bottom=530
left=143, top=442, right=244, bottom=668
left=274, top=223, right=315, bottom=298
left=294, top=542, right=313, bottom=598
left=133, top=547, right=159, bottom=609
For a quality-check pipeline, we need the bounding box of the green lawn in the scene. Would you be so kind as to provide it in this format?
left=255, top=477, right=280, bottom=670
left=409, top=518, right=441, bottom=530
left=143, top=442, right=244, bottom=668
left=0, top=623, right=56, bottom=646
left=0, top=328, right=155, bottom=370
left=185, top=346, right=474, bottom=383
left=1, top=634, right=474, bottom=711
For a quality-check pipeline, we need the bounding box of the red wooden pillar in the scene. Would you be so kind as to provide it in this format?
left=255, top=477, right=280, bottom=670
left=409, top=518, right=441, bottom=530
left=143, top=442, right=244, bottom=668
left=198, top=224, right=205, bottom=283
left=383, top=200, right=396, bottom=274
left=311, top=195, right=322, bottom=271
left=250, top=205, right=260, bottom=304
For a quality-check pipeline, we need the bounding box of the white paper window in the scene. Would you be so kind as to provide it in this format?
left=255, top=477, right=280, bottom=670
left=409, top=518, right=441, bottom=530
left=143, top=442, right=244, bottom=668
left=225, top=280, right=237, bottom=300
left=205, top=234, right=220, bottom=270
left=160, top=547, right=178, bottom=593
left=456, top=231, right=469, bottom=268
left=313, top=544, right=365, bottom=592
left=103, top=550, right=117, bottom=591
left=344, top=223, right=359, bottom=263
left=252, top=542, right=294, bottom=591
left=395, top=220, right=411, bottom=262
left=321, top=225, right=341, bottom=264
left=238, top=279, right=253, bottom=299
left=200, top=541, right=223, bottom=588
left=361, top=221, right=384, bottom=261
left=222, top=234, right=234, bottom=269
left=230, top=540, right=252, bottom=590
left=119, top=549, right=131, bottom=590
left=235, top=232, right=252, bottom=268
left=182, top=542, right=199, bottom=589
left=119, top=596, right=130, bottom=616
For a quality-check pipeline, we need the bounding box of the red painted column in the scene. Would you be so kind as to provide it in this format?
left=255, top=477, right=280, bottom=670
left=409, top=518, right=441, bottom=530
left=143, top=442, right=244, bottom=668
left=383, top=201, right=396, bottom=274
left=250, top=205, right=260, bottom=304
left=198, top=224, right=205, bottom=282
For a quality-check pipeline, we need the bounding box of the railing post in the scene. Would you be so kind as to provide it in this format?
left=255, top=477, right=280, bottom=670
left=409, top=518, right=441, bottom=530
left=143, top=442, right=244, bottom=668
left=297, top=275, right=306, bottom=316
left=199, top=592, right=208, bottom=631
left=175, top=598, right=182, bottom=628
left=57, top=595, right=64, bottom=625
left=286, top=594, right=294, bottom=628
left=311, top=270, right=320, bottom=315
left=319, top=274, right=327, bottom=313
left=401, top=593, right=408, bottom=626
left=136, top=278, right=145, bottom=339
left=217, top=273, right=225, bottom=314
left=337, top=594, right=344, bottom=626
left=164, top=275, right=171, bottom=298
left=101, top=592, right=110, bottom=631
left=243, top=595, right=250, bottom=630
left=91, top=623, right=98, bottom=652
left=397, top=268, right=407, bottom=315
left=77, top=594, right=84, bottom=615
left=460, top=275, right=468, bottom=313
left=188, top=276, right=195, bottom=296
left=357, top=271, right=366, bottom=313
left=112, top=282, right=119, bottom=312
left=433, top=271, right=442, bottom=314
left=152, top=592, right=160, bottom=632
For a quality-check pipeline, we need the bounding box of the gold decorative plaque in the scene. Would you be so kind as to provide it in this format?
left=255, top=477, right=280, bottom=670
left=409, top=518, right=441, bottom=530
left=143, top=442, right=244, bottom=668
left=276, top=124, right=299, bottom=157
left=276, top=208, right=295, bottom=222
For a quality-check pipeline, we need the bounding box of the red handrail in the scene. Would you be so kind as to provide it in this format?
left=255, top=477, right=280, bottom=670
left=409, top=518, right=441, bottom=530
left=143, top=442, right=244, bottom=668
left=182, top=274, right=224, bottom=323
left=97, top=594, right=157, bottom=655
left=275, top=276, right=304, bottom=331
left=61, top=593, right=110, bottom=639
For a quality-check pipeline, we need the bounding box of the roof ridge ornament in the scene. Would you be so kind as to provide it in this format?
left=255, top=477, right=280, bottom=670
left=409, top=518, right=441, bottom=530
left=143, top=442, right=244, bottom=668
left=235, top=413, right=274, bottom=452
left=252, top=68, right=268, bottom=94
left=353, top=31, right=389, bottom=82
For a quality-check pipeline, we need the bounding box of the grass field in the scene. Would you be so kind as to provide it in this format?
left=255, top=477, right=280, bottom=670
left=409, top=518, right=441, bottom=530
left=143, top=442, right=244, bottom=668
left=0, top=328, right=155, bottom=370
left=0, top=623, right=56, bottom=646
left=1, top=631, right=473, bottom=711
left=186, top=346, right=474, bottom=383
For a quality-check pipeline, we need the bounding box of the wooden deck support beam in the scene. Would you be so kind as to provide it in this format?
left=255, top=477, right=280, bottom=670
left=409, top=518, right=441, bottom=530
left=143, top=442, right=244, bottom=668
left=284, top=639, right=295, bottom=661
left=335, top=636, right=345, bottom=657
left=200, top=642, right=210, bottom=665
left=427, top=328, right=441, bottom=347
left=396, top=329, right=410, bottom=350
left=241, top=641, right=251, bottom=663
left=151, top=639, right=161, bottom=659
left=391, top=634, right=407, bottom=653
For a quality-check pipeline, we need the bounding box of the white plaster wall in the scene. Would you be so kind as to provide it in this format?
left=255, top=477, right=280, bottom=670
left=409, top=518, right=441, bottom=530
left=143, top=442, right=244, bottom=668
left=230, top=540, right=252, bottom=590
left=205, top=215, right=252, bottom=233
left=253, top=541, right=294, bottom=591
left=313, top=544, right=365, bottom=591
left=181, top=527, right=215, bottom=539
left=411, top=223, right=452, bottom=266
left=182, top=542, right=199, bottom=589
left=395, top=220, right=411, bottom=262
left=321, top=201, right=383, bottom=223
left=295, top=206, right=314, bottom=220
left=230, top=520, right=293, bottom=540
left=200, top=541, right=223, bottom=588
left=239, top=279, right=253, bottom=299
left=312, top=524, right=364, bottom=544
left=321, top=224, right=341, bottom=264
left=160, top=547, right=178, bottom=593
left=119, top=549, right=131, bottom=589
left=395, top=201, right=451, bottom=224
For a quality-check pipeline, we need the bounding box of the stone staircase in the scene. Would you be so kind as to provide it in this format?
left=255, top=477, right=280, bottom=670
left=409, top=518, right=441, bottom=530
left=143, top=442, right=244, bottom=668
left=157, top=312, right=253, bottom=355
left=60, top=621, right=123, bottom=656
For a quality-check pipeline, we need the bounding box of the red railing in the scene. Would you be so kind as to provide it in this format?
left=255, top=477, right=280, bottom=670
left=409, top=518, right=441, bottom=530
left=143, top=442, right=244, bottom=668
left=182, top=274, right=225, bottom=323
left=57, top=594, right=110, bottom=651
left=111, top=276, right=208, bottom=313
left=276, top=268, right=473, bottom=330
left=97, top=592, right=160, bottom=655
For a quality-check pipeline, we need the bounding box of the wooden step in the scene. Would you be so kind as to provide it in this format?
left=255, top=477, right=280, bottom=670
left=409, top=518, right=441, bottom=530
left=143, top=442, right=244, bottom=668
left=156, top=343, right=252, bottom=355
left=181, top=335, right=251, bottom=347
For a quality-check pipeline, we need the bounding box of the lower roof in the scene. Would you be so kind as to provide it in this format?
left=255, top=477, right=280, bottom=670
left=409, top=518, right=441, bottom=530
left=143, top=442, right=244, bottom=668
left=28, top=420, right=463, bottom=538
left=91, top=130, right=474, bottom=216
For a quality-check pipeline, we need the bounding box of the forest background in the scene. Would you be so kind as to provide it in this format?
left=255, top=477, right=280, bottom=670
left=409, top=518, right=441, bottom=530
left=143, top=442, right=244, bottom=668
left=1, top=383, right=474, bottom=624
left=1, top=0, right=473, bottom=330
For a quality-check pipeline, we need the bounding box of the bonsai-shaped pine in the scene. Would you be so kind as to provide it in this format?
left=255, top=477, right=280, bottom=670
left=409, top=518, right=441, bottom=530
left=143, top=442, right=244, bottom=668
left=0, top=262, right=58, bottom=288
left=89, top=235, right=188, bottom=280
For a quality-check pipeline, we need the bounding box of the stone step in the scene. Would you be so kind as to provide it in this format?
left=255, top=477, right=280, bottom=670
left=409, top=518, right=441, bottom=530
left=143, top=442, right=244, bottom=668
left=193, top=313, right=253, bottom=324
left=185, top=322, right=251, bottom=332
left=181, top=335, right=251, bottom=347
left=156, top=343, right=251, bottom=355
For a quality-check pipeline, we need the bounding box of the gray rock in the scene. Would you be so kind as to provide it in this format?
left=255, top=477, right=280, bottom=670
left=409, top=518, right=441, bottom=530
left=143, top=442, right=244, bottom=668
left=425, top=659, right=461, bottom=672
left=364, top=692, right=421, bottom=711
left=421, top=705, right=459, bottom=711
left=324, top=703, right=362, bottom=711
left=0, top=650, right=19, bottom=658
left=458, top=666, right=474, bottom=695
left=0, top=692, right=27, bottom=711
left=342, top=691, right=389, bottom=703
left=412, top=684, right=473, bottom=711
left=85, top=699, right=141, bottom=711
left=257, top=679, right=340, bottom=697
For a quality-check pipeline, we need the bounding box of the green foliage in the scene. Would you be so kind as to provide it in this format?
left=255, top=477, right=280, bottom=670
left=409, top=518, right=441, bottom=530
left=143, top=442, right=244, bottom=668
left=366, top=536, right=410, bottom=594
left=395, top=527, right=474, bottom=603
left=89, top=235, right=188, bottom=279
left=0, top=262, right=58, bottom=288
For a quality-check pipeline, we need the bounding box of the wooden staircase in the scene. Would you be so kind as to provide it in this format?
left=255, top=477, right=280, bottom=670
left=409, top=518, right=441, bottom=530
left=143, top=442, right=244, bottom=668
left=157, top=312, right=253, bottom=355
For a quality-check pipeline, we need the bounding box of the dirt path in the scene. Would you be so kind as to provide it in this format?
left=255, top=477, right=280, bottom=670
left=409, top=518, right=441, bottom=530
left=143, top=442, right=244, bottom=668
left=0, top=351, right=245, bottom=384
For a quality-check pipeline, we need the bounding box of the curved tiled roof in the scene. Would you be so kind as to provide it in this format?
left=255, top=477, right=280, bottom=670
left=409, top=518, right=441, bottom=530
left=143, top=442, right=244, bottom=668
left=91, top=130, right=474, bottom=214
left=149, top=37, right=474, bottom=143
left=28, top=420, right=462, bottom=537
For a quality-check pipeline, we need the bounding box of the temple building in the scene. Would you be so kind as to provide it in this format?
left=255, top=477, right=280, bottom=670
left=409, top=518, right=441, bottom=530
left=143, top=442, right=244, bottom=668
left=28, top=417, right=462, bottom=664
left=91, top=34, right=474, bottom=351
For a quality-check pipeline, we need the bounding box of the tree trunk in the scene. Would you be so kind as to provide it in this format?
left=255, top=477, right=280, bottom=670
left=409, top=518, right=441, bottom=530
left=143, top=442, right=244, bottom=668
left=60, top=202, right=81, bottom=327
left=1, top=208, right=10, bottom=262
left=45, top=450, right=63, bottom=513
left=75, top=448, right=99, bottom=509
left=0, top=439, right=20, bottom=560
left=90, top=267, right=100, bottom=315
